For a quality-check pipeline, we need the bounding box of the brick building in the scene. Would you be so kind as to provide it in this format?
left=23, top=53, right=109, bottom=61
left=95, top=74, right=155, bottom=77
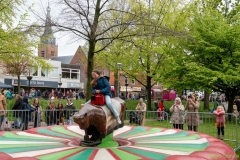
left=37, top=4, right=87, bottom=90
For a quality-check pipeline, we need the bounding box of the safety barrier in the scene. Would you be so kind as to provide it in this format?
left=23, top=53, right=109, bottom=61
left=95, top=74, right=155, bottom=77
left=0, top=110, right=239, bottom=152
left=0, top=109, right=78, bottom=131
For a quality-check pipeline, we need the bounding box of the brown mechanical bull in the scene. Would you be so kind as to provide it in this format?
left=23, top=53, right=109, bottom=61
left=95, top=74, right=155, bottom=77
left=73, top=97, right=126, bottom=146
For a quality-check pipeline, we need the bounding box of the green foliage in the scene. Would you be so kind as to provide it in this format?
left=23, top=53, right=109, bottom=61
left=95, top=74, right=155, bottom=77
left=160, top=0, right=240, bottom=113
left=96, top=0, right=190, bottom=111
left=0, top=1, right=52, bottom=93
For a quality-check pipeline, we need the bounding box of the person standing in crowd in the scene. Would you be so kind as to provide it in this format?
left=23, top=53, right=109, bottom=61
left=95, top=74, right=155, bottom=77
left=157, top=99, right=165, bottom=121
left=58, top=90, right=63, bottom=99
left=37, top=90, right=41, bottom=98
left=56, top=102, right=65, bottom=125
left=211, top=98, right=219, bottom=113
left=12, top=94, right=22, bottom=129
left=31, top=88, right=36, bottom=99
left=136, top=98, right=147, bottom=126
left=49, top=89, right=54, bottom=99
left=83, top=69, right=122, bottom=124
left=65, top=90, right=69, bottom=98
left=213, top=106, right=225, bottom=140
left=21, top=96, right=35, bottom=131
left=234, top=96, right=240, bottom=113
left=79, top=90, right=84, bottom=99
left=46, top=100, right=57, bottom=126
left=65, top=98, right=76, bottom=125
left=0, top=91, right=6, bottom=131
left=153, top=99, right=158, bottom=118
left=54, top=89, right=58, bottom=99
left=69, top=90, right=73, bottom=98
left=3, top=89, right=8, bottom=97
left=233, top=102, right=239, bottom=121
left=73, top=91, right=76, bottom=100
left=185, top=94, right=200, bottom=132
left=31, top=98, right=43, bottom=128
left=44, top=90, right=49, bottom=100
left=6, top=89, right=12, bottom=99
left=76, top=90, right=79, bottom=99
left=170, top=97, right=184, bottom=129
left=20, top=88, right=25, bottom=96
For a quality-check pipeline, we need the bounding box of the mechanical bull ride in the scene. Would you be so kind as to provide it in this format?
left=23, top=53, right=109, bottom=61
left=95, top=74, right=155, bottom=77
left=73, top=97, right=126, bottom=146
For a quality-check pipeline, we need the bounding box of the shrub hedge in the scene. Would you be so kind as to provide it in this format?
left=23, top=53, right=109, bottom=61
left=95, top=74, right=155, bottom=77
left=6, top=98, right=213, bottom=112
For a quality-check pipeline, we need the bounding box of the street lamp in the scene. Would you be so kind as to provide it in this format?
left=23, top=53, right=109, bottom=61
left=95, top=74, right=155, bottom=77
left=125, top=75, right=128, bottom=100
left=117, top=63, right=122, bottom=97
left=26, top=68, right=32, bottom=97
left=58, top=74, right=62, bottom=89
left=58, top=74, right=62, bottom=98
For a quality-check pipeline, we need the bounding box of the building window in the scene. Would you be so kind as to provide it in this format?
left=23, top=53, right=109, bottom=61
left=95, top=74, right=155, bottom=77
left=71, top=69, right=80, bottom=79
left=155, top=83, right=158, bottom=86
left=51, top=67, right=58, bottom=78
left=62, top=68, right=70, bottom=79
left=131, top=79, right=135, bottom=85
left=41, top=69, right=48, bottom=77
left=51, top=51, right=54, bottom=57
left=31, top=68, right=38, bottom=77
left=41, top=51, right=45, bottom=57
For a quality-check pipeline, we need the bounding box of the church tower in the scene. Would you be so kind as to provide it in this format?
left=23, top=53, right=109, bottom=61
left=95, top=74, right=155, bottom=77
left=38, top=4, right=58, bottom=59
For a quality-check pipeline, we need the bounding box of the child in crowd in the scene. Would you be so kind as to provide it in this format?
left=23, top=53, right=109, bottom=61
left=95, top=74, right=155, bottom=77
left=157, top=100, right=164, bottom=121
left=213, top=106, right=225, bottom=140
left=233, top=103, right=239, bottom=116
left=233, top=103, right=240, bottom=123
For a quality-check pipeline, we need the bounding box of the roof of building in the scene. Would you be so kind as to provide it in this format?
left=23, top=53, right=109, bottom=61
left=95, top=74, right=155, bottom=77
left=51, top=56, right=74, bottom=64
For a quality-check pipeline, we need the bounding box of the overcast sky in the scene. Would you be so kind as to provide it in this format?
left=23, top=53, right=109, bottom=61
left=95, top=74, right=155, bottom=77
left=27, top=0, right=85, bottom=56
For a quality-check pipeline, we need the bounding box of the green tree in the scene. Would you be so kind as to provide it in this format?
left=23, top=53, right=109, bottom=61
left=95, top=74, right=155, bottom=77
left=162, top=0, right=240, bottom=114
left=0, top=31, right=52, bottom=93
left=47, top=0, right=139, bottom=100
left=94, top=0, right=190, bottom=110
left=114, top=0, right=189, bottom=110
left=0, top=0, right=52, bottom=93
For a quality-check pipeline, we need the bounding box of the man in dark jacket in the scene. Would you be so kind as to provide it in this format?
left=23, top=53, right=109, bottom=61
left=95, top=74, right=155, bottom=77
left=65, top=98, right=76, bottom=125
left=21, top=96, right=35, bottom=131
left=12, top=94, right=22, bottom=129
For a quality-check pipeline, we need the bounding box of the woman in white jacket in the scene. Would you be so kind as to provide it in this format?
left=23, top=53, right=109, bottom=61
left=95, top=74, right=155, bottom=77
left=170, top=97, right=184, bottom=129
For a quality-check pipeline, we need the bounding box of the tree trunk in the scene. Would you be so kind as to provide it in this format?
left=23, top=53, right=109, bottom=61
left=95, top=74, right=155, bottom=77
left=225, top=89, right=237, bottom=121
left=17, top=75, right=20, bottom=94
left=86, top=41, right=95, bottom=101
left=226, top=95, right=234, bottom=121
left=85, top=0, right=100, bottom=101
left=146, top=75, right=152, bottom=111
left=203, top=90, right=209, bottom=110
left=227, top=96, right=234, bottom=112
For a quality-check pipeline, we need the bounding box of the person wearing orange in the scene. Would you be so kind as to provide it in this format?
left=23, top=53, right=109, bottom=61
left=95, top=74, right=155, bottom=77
left=0, top=91, right=6, bottom=131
